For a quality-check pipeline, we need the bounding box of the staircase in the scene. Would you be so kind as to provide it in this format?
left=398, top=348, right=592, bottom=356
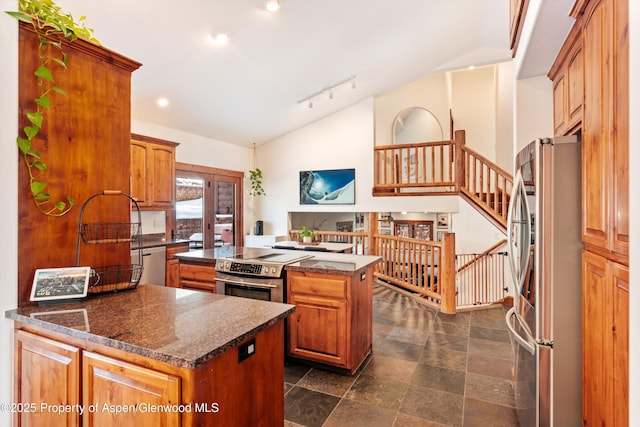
left=373, top=129, right=513, bottom=233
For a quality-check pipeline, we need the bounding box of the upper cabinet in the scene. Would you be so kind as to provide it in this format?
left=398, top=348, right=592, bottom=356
left=549, top=25, right=583, bottom=136
left=580, top=0, right=628, bottom=262
left=131, top=134, right=178, bottom=209
left=509, top=0, right=529, bottom=53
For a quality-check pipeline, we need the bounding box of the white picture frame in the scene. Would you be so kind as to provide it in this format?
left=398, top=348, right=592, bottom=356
left=30, top=267, right=91, bottom=302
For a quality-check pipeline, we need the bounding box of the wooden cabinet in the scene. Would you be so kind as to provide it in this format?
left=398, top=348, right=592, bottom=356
left=17, top=23, right=141, bottom=305
left=166, top=243, right=189, bottom=287
left=549, top=25, right=583, bottom=136
left=287, top=267, right=373, bottom=374
left=581, top=0, right=628, bottom=261
left=14, top=320, right=286, bottom=426
left=83, top=352, right=181, bottom=426
left=14, top=330, right=81, bottom=427
left=131, top=134, right=178, bottom=209
left=581, top=251, right=628, bottom=427
left=179, top=262, right=216, bottom=292
left=509, top=0, right=528, bottom=52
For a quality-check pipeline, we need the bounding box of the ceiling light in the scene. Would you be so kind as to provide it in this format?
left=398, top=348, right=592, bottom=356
left=351, top=77, right=356, bottom=89
left=328, top=91, right=334, bottom=100
left=308, top=99, right=313, bottom=109
left=297, top=75, right=356, bottom=107
left=157, top=98, right=169, bottom=107
left=266, top=0, right=280, bottom=12
left=212, top=32, right=229, bottom=45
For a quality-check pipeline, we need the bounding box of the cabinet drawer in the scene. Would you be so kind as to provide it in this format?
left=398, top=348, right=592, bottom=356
left=167, top=244, right=189, bottom=259
left=289, top=274, right=347, bottom=299
left=181, top=280, right=216, bottom=293
left=179, top=263, right=215, bottom=282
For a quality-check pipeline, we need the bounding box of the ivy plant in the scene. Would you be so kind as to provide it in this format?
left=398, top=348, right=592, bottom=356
left=7, top=0, right=99, bottom=216
left=249, top=168, right=266, bottom=196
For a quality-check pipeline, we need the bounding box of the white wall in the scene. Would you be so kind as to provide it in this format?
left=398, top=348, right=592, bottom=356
left=258, top=98, right=460, bottom=236
left=451, top=65, right=497, bottom=161
left=513, top=75, right=554, bottom=155
left=496, top=62, right=515, bottom=171
left=0, top=2, right=18, bottom=424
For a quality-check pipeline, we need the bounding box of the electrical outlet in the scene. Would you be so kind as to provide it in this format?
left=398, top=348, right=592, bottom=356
left=238, top=338, right=256, bottom=363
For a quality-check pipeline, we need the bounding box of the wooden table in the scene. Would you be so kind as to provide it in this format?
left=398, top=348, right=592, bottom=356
left=272, top=240, right=354, bottom=253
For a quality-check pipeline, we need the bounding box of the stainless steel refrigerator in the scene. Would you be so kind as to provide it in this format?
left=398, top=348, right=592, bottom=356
left=505, top=135, right=582, bottom=426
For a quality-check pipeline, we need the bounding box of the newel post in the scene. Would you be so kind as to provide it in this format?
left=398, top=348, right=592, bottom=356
left=454, top=130, right=466, bottom=193
left=440, top=232, right=456, bottom=314
left=367, top=212, right=377, bottom=256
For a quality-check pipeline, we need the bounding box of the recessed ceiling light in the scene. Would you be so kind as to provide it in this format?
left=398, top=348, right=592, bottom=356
left=157, top=98, right=169, bottom=107
left=212, top=32, right=229, bottom=45
left=266, top=0, right=280, bottom=12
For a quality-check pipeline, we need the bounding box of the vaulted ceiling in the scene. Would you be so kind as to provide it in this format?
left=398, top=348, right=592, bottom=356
left=53, top=0, right=569, bottom=146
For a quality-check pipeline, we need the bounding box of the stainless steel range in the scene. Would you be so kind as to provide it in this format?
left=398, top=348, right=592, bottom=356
left=214, top=248, right=312, bottom=303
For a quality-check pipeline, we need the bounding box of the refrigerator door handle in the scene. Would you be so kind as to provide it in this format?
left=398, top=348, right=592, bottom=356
left=506, top=171, right=532, bottom=296
left=505, top=307, right=536, bottom=355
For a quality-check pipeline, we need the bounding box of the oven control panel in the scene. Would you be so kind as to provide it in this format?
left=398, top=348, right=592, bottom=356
left=215, top=260, right=283, bottom=278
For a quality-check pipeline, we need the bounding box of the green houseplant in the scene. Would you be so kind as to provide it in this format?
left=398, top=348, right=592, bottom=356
left=7, top=0, right=99, bottom=216
left=299, top=226, right=316, bottom=243
left=248, top=142, right=266, bottom=196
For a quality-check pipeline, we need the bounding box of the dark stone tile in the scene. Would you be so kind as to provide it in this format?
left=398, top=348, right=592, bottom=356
left=434, top=310, right=471, bottom=325
left=468, top=337, right=513, bottom=360
left=427, top=318, right=470, bottom=337
left=426, top=332, right=469, bottom=353
left=399, top=307, right=436, bottom=330
left=284, top=382, right=293, bottom=394
left=375, top=338, right=424, bottom=362
left=463, top=397, right=519, bottom=426
left=418, top=346, right=467, bottom=372
left=470, top=306, right=507, bottom=319
left=284, top=360, right=312, bottom=385
left=345, top=373, right=409, bottom=410
left=400, top=384, right=463, bottom=427
left=411, top=363, right=466, bottom=395
left=361, top=354, right=418, bottom=384
left=284, top=386, right=341, bottom=427
left=467, top=353, right=513, bottom=380
left=469, top=313, right=509, bottom=330
left=296, top=367, right=357, bottom=397
left=465, top=373, right=516, bottom=407
left=387, top=325, right=430, bottom=345
left=470, top=325, right=510, bottom=343
left=323, top=399, right=397, bottom=427
left=393, top=412, right=449, bottom=426
left=373, top=322, right=394, bottom=343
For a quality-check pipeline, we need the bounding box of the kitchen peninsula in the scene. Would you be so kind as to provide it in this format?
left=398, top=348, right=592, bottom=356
left=175, top=247, right=382, bottom=373
left=6, top=285, right=293, bottom=426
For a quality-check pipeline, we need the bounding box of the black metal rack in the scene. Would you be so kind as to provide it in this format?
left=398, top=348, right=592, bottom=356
left=75, top=191, right=143, bottom=294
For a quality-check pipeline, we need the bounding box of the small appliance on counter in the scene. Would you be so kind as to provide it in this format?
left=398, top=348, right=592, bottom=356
left=255, top=220, right=263, bottom=235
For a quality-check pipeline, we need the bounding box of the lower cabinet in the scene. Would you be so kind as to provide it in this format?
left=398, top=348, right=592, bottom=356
left=179, top=262, right=216, bottom=292
left=14, top=321, right=285, bottom=426
left=287, top=267, right=372, bottom=374
left=582, top=250, right=629, bottom=426
left=166, top=243, right=189, bottom=287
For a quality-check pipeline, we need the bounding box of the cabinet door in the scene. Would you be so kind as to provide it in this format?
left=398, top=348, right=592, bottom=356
left=288, top=293, right=347, bottom=367
left=552, top=73, right=567, bottom=135
left=83, top=351, right=181, bottom=427
left=130, top=140, right=149, bottom=206
left=149, top=144, right=175, bottom=207
left=567, top=43, right=584, bottom=127
left=166, top=259, right=180, bottom=287
left=582, top=250, right=607, bottom=426
left=14, top=330, right=81, bottom=427
left=610, top=261, right=629, bottom=427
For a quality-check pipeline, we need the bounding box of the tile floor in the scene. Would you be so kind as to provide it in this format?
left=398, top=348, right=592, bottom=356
left=284, top=282, right=519, bottom=427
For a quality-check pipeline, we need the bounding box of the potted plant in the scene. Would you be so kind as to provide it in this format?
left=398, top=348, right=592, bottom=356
left=248, top=143, right=265, bottom=196
left=299, top=226, right=316, bottom=243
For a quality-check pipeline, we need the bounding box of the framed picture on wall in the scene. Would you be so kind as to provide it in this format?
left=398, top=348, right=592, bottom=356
left=437, top=213, right=449, bottom=229
left=299, top=169, right=355, bottom=205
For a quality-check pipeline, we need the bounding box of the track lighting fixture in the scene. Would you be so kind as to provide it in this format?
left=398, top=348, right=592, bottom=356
left=297, top=75, right=356, bottom=108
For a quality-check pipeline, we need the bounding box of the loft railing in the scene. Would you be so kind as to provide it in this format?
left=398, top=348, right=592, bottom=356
left=373, top=130, right=513, bottom=230
left=455, top=240, right=508, bottom=307
left=288, top=230, right=371, bottom=254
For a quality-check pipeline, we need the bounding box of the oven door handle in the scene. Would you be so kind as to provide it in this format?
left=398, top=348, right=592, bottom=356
left=214, top=278, right=278, bottom=289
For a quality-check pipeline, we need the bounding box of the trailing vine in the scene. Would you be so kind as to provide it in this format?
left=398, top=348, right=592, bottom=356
left=7, top=0, right=99, bottom=216
left=249, top=143, right=266, bottom=196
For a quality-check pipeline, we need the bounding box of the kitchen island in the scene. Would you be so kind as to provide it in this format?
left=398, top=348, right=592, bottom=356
left=5, top=284, right=294, bottom=426
left=175, top=246, right=381, bottom=374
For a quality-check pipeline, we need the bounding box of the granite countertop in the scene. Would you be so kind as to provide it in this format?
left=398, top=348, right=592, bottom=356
left=136, top=234, right=191, bottom=249
left=5, top=285, right=294, bottom=369
left=175, top=246, right=381, bottom=274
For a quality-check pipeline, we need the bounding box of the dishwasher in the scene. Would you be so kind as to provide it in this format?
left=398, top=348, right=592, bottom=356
left=132, top=246, right=166, bottom=286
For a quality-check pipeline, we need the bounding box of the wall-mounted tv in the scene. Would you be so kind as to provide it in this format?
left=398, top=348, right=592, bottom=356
left=299, top=168, right=355, bottom=205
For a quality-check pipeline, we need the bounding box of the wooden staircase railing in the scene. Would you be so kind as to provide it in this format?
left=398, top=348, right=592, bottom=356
left=455, top=240, right=508, bottom=307
left=372, top=130, right=513, bottom=232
